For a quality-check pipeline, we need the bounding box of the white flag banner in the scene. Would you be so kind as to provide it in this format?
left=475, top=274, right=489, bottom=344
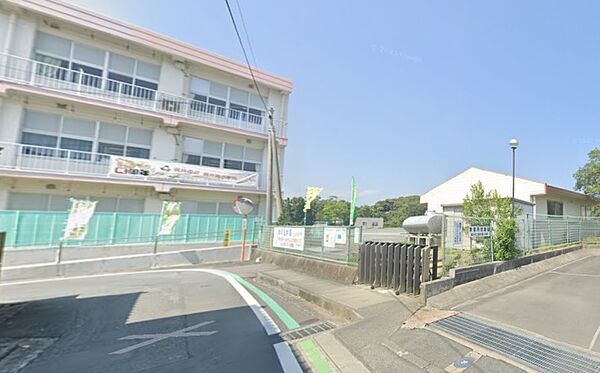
left=63, top=199, right=97, bottom=240
left=158, top=201, right=182, bottom=236
left=109, top=156, right=258, bottom=187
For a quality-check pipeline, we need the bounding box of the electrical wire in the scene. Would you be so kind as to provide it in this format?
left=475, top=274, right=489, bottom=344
left=223, top=0, right=270, bottom=117
left=234, top=0, right=259, bottom=69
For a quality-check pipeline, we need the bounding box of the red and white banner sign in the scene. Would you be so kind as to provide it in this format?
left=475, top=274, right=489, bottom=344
left=109, top=156, right=258, bottom=187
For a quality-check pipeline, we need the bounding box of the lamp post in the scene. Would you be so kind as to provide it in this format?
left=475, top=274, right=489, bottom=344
left=509, top=138, right=519, bottom=216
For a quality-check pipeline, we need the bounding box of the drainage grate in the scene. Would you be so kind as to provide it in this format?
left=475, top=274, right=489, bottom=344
left=283, top=322, right=336, bottom=341
left=432, top=314, right=600, bottom=373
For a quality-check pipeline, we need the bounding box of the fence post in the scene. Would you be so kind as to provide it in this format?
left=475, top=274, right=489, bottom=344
left=110, top=212, right=117, bottom=245
left=441, top=214, right=447, bottom=275
left=489, top=222, right=495, bottom=262
left=13, top=210, right=20, bottom=248
left=251, top=218, right=258, bottom=245
left=346, top=227, right=351, bottom=264
left=399, top=244, right=407, bottom=293
left=566, top=218, right=570, bottom=244
left=321, top=226, right=325, bottom=258
left=547, top=217, right=551, bottom=246
left=184, top=215, right=191, bottom=243
left=413, top=246, right=422, bottom=295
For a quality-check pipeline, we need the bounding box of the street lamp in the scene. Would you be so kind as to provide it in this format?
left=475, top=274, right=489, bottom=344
left=509, top=138, right=519, bottom=216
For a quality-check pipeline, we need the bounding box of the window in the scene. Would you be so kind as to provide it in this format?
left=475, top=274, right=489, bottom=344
left=201, top=156, right=221, bottom=168
left=33, top=32, right=161, bottom=98
left=181, top=201, right=218, bottom=215
left=223, top=143, right=243, bottom=170
left=7, top=193, right=139, bottom=213
left=108, top=53, right=160, bottom=99
left=547, top=200, right=564, bottom=216
left=97, top=122, right=152, bottom=159
left=182, top=137, right=263, bottom=172
left=126, top=146, right=150, bottom=159
left=20, top=110, right=152, bottom=161
left=224, top=159, right=243, bottom=170
left=97, top=143, right=124, bottom=156
left=189, top=76, right=265, bottom=123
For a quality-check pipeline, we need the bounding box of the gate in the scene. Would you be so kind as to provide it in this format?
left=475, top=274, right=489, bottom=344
left=357, top=242, right=439, bottom=295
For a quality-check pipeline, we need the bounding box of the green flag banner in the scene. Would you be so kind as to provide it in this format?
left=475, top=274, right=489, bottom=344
left=350, top=177, right=357, bottom=225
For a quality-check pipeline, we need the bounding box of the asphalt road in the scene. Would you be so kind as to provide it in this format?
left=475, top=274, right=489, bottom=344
left=0, top=270, right=302, bottom=372
left=457, top=254, right=600, bottom=354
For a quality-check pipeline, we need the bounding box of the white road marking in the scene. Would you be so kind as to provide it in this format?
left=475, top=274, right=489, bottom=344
left=549, top=271, right=600, bottom=278
left=589, top=324, right=600, bottom=350
left=110, top=321, right=217, bottom=355
left=0, top=268, right=302, bottom=372
left=273, top=342, right=303, bottom=373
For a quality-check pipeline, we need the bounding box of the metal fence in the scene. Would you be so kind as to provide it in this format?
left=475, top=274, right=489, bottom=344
left=0, top=210, right=262, bottom=249
left=441, top=213, right=600, bottom=273
left=259, top=225, right=363, bottom=265
left=357, top=242, right=439, bottom=295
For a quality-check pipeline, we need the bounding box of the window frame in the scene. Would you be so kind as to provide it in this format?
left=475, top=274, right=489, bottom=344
left=182, top=136, right=262, bottom=172
left=33, top=31, right=161, bottom=97
left=189, top=76, right=266, bottom=124
left=547, top=200, right=564, bottom=216
left=20, top=109, right=153, bottom=161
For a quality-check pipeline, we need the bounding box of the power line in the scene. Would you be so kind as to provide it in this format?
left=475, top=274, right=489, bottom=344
left=223, top=0, right=270, bottom=116
left=234, top=0, right=258, bottom=69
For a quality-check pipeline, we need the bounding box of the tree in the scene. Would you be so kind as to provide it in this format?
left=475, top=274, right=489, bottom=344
left=366, top=196, right=426, bottom=227
left=315, top=197, right=350, bottom=225
left=277, top=197, right=306, bottom=225
left=463, top=181, right=520, bottom=261
left=574, top=148, right=600, bottom=216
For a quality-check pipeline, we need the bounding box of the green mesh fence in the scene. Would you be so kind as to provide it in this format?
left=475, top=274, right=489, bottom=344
left=0, top=210, right=261, bottom=249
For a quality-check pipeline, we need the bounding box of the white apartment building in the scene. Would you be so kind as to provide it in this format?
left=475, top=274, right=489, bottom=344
left=0, top=0, right=292, bottom=216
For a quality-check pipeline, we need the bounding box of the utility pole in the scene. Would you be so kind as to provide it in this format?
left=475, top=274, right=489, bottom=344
left=265, top=110, right=273, bottom=225
left=265, top=108, right=283, bottom=224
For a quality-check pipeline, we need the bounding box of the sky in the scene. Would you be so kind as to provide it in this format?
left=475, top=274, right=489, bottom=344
left=69, top=0, right=599, bottom=204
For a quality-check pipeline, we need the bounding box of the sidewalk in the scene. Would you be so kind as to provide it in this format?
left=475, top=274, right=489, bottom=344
left=250, top=266, right=527, bottom=373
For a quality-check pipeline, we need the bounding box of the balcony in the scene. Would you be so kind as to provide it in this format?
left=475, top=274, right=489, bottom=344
left=0, top=141, right=265, bottom=192
left=0, top=54, right=287, bottom=138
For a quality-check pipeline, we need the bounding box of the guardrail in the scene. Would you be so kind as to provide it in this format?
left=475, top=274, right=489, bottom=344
left=357, top=242, right=439, bottom=296
left=0, top=53, right=287, bottom=138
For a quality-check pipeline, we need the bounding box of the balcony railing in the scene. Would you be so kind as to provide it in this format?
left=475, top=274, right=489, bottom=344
left=0, top=53, right=287, bottom=138
left=0, top=141, right=265, bottom=191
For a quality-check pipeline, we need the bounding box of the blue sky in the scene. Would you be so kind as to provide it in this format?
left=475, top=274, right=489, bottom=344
left=70, top=0, right=599, bottom=204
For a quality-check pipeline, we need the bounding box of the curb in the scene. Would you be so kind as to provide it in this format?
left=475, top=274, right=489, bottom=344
left=0, top=246, right=242, bottom=282
left=256, top=272, right=362, bottom=323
